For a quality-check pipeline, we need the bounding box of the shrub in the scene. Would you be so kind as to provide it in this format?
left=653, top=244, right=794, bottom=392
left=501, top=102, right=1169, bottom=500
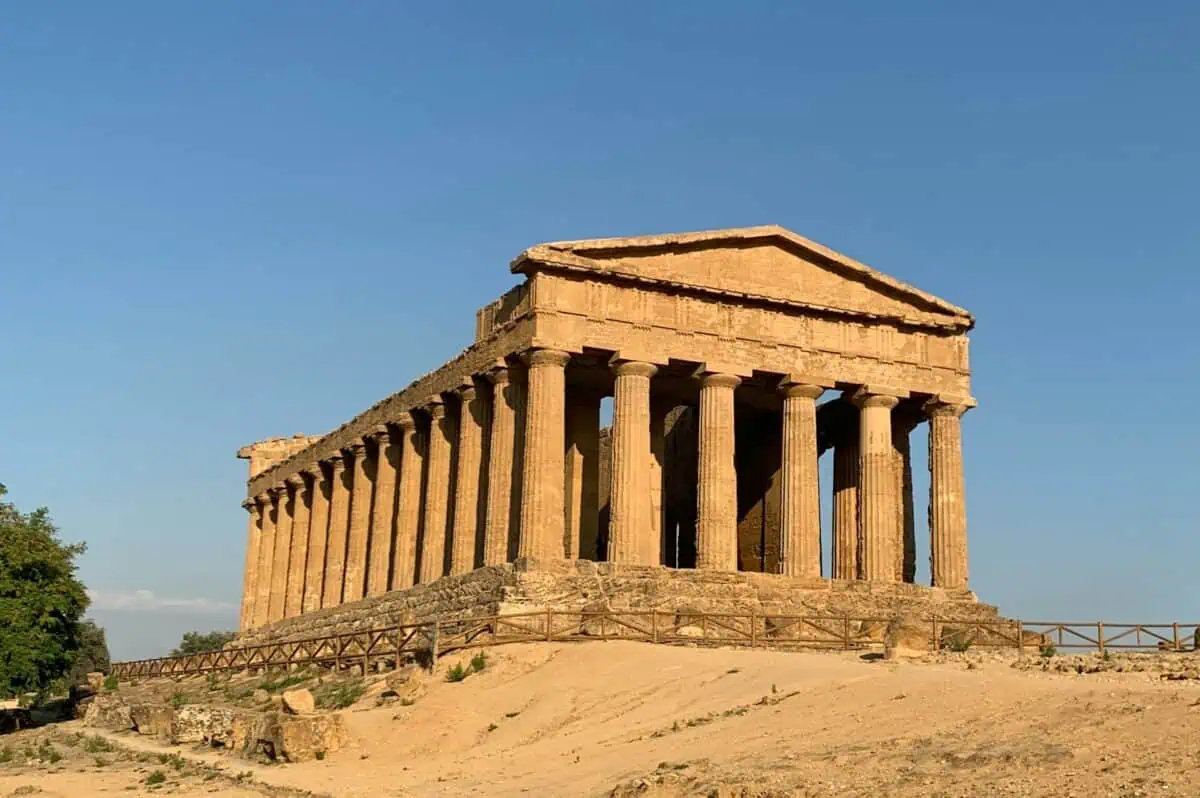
left=315, top=751, right=325, bottom=761
left=260, top=672, right=309, bottom=693
left=94, top=757, right=108, bottom=767
left=102, top=675, right=118, bottom=692
left=167, top=690, right=188, bottom=709
left=83, top=735, right=114, bottom=754
left=145, top=770, right=166, bottom=785
left=470, top=652, right=488, bottom=673
left=0, top=745, right=13, bottom=764
left=36, top=742, right=60, bottom=763
left=313, top=679, right=365, bottom=710
left=446, top=662, right=469, bottom=683
left=943, top=634, right=973, bottom=653
left=169, top=631, right=235, bottom=658
left=1040, top=643, right=1057, bottom=658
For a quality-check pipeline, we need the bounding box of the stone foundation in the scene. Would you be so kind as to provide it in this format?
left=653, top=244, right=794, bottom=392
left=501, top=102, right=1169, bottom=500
left=235, top=558, right=1004, bottom=647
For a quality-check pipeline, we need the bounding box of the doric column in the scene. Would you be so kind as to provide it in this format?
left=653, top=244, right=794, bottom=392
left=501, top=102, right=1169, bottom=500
left=267, top=485, right=292, bottom=623
left=518, top=349, right=570, bottom=561
left=451, top=381, right=488, bottom=575
left=926, top=399, right=971, bottom=589
left=342, top=441, right=372, bottom=603
left=323, top=453, right=351, bottom=607
left=608, top=360, right=658, bottom=564
left=392, top=414, right=423, bottom=590
left=650, top=395, right=670, bottom=565
left=367, top=426, right=398, bottom=597
left=852, top=390, right=902, bottom=582
left=779, top=382, right=824, bottom=578
left=302, top=463, right=330, bottom=613
left=696, top=372, right=741, bottom=570
left=252, top=492, right=275, bottom=627
left=832, top=432, right=859, bottom=579
left=563, top=389, right=601, bottom=560
left=891, top=414, right=920, bottom=583
left=484, top=366, right=521, bottom=565
left=419, top=399, right=453, bottom=583
left=283, top=474, right=311, bottom=618
left=239, top=499, right=262, bottom=631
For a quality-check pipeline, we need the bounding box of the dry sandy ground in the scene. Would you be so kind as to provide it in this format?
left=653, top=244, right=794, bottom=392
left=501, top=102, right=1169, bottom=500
left=7, top=642, right=1200, bottom=797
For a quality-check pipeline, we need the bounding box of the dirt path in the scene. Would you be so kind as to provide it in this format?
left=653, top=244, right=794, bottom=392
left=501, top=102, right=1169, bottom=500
left=8, top=642, right=1199, bottom=796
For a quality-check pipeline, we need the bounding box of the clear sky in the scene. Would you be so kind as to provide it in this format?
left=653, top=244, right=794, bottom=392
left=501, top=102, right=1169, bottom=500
left=2, top=2, right=1197, bottom=660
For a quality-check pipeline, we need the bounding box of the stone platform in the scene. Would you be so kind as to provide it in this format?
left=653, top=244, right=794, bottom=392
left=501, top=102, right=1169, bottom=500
left=236, top=559, right=1004, bottom=647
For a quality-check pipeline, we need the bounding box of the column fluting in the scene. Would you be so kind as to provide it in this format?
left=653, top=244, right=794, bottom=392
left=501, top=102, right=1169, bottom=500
left=779, top=382, right=824, bottom=578
left=267, top=486, right=293, bottom=623
left=696, top=372, right=740, bottom=571
left=392, top=414, right=423, bottom=590
left=927, top=400, right=970, bottom=589
left=367, top=426, right=398, bottom=597
left=518, top=349, right=570, bottom=561
left=239, top=500, right=261, bottom=631
left=608, top=360, right=658, bottom=564
left=302, top=463, right=330, bottom=613
left=484, top=367, right=517, bottom=566
left=323, top=454, right=351, bottom=607
left=283, top=474, right=310, bottom=618
left=832, top=432, right=859, bottom=579
left=853, top=391, right=901, bottom=582
left=563, top=389, right=601, bottom=560
left=451, top=382, right=487, bottom=575
left=252, top=492, right=275, bottom=627
left=419, top=400, right=453, bottom=583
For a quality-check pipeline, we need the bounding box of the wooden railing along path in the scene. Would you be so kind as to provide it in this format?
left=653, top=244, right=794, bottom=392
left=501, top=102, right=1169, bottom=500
left=109, top=611, right=1200, bottom=680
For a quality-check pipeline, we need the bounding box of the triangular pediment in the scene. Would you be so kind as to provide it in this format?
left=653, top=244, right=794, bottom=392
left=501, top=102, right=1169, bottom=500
left=513, top=225, right=972, bottom=331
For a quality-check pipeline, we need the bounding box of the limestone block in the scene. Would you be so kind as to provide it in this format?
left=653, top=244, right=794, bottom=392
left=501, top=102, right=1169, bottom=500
left=249, top=712, right=348, bottom=763
left=170, top=705, right=244, bottom=746
left=130, top=703, right=175, bottom=740
left=82, top=694, right=133, bottom=731
left=281, top=688, right=315, bottom=715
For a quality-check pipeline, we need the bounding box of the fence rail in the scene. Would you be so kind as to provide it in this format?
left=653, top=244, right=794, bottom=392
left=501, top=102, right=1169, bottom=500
left=109, top=611, right=1200, bottom=680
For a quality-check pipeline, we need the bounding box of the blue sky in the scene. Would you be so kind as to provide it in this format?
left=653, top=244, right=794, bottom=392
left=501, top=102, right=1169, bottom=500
left=2, top=2, right=1197, bottom=660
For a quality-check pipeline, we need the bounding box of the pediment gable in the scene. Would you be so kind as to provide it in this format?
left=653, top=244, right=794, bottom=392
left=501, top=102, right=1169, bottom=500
left=513, top=226, right=973, bottom=331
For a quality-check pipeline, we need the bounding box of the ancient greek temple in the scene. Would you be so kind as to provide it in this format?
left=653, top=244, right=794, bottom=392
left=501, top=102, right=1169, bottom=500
left=237, top=226, right=975, bottom=631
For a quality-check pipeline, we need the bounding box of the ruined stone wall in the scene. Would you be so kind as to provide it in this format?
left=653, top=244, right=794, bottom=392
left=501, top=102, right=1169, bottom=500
left=237, top=435, right=323, bottom=479
left=235, top=559, right=1000, bottom=649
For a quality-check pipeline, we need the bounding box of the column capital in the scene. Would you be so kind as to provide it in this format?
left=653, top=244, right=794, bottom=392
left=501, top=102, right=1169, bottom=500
left=699, top=372, right=741, bottom=390
left=241, top=498, right=256, bottom=512
left=326, top=455, right=347, bottom=473
left=485, top=365, right=511, bottom=386
left=851, top=388, right=903, bottom=410
left=255, top=492, right=270, bottom=506
left=780, top=382, right=825, bottom=401
left=521, top=348, right=571, bottom=369
left=303, top=461, right=325, bottom=479
left=285, top=473, right=306, bottom=489
left=425, top=397, right=447, bottom=420
left=611, top=360, right=658, bottom=379
left=924, top=396, right=975, bottom=419
left=369, top=424, right=391, bottom=445
left=456, top=378, right=478, bottom=401
left=269, top=484, right=288, bottom=500
left=343, top=441, right=366, bottom=458
left=394, top=411, right=418, bottom=430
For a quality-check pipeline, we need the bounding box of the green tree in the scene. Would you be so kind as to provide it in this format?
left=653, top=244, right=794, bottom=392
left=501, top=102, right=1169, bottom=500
left=170, top=630, right=235, bottom=657
left=68, top=620, right=111, bottom=686
left=0, top=483, right=90, bottom=698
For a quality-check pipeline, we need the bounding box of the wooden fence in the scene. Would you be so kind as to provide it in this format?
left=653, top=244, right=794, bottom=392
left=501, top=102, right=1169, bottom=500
left=109, top=611, right=1200, bottom=680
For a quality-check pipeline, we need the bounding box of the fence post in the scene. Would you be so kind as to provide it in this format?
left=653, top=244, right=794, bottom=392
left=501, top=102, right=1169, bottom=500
left=1097, top=622, right=1105, bottom=656
left=652, top=612, right=659, bottom=644
left=545, top=607, right=553, bottom=642
left=1016, top=621, right=1024, bottom=657
left=750, top=610, right=757, bottom=648
left=1173, top=623, right=1180, bottom=651
left=430, top=619, right=441, bottom=671
left=931, top=617, right=938, bottom=652
left=842, top=616, right=850, bottom=650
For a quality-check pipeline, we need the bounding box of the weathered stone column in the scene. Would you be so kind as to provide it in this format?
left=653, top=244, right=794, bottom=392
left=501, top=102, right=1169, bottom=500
left=926, top=399, right=971, bottom=589
left=518, top=349, right=570, bottom=561
left=343, top=441, right=372, bottom=603
left=892, top=414, right=919, bottom=583
left=252, top=492, right=275, bottom=628
left=650, top=395, right=670, bottom=564
left=451, top=381, right=488, bottom=575
left=483, top=366, right=517, bottom=565
left=419, top=399, right=453, bottom=583
left=696, top=372, right=740, bottom=571
left=239, top=499, right=262, bottom=631
left=853, top=390, right=902, bottom=582
left=283, top=474, right=310, bottom=618
left=608, top=360, right=658, bottom=564
left=303, top=463, right=330, bottom=613
left=392, top=414, right=423, bottom=590
left=832, top=430, right=859, bottom=580
left=367, top=426, right=398, bottom=597
left=564, top=390, right=601, bottom=560
left=267, top=485, right=293, bottom=623
left=323, top=453, right=351, bottom=607
left=779, top=382, right=824, bottom=578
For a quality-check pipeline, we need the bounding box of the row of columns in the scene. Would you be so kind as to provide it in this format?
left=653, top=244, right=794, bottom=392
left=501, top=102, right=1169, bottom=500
left=239, top=348, right=971, bottom=631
